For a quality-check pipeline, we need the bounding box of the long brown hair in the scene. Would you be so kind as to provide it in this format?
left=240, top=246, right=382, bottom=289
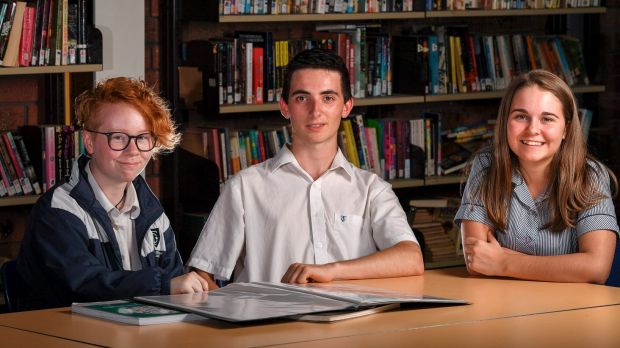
left=469, top=70, right=616, bottom=232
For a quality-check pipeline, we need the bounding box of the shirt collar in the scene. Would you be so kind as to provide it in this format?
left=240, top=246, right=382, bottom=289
left=511, top=168, right=549, bottom=207
left=269, top=145, right=354, bottom=179
left=85, top=161, right=140, bottom=217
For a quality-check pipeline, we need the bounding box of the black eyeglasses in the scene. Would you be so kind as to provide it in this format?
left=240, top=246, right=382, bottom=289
left=86, top=129, right=157, bottom=152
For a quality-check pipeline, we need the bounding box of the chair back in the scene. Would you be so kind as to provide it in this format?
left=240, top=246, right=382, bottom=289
left=1, top=259, right=28, bottom=312
left=605, top=237, right=620, bottom=287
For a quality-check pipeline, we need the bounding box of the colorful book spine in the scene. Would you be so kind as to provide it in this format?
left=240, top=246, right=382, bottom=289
left=0, top=135, right=23, bottom=195
left=3, top=131, right=34, bottom=195
left=13, top=134, right=42, bottom=195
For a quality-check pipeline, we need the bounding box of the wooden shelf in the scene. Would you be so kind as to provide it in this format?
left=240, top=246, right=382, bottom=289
left=389, top=175, right=463, bottom=189
left=426, top=7, right=606, bottom=18
left=354, top=94, right=425, bottom=106
left=0, top=195, right=41, bottom=207
left=216, top=8, right=605, bottom=23
left=424, top=175, right=464, bottom=186
left=425, top=90, right=504, bottom=102
left=219, top=94, right=425, bottom=114
left=425, top=84, right=604, bottom=103
left=217, top=85, right=602, bottom=114
left=0, top=64, right=103, bottom=76
left=572, top=84, right=605, bottom=93
left=218, top=11, right=425, bottom=23
left=425, top=257, right=465, bottom=270
left=390, top=178, right=425, bottom=189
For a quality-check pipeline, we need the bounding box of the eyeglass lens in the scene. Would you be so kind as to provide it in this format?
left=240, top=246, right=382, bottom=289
left=108, top=132, right=155, bottom=151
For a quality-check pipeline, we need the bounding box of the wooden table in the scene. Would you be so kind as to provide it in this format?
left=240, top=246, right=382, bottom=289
left=279, top=304, right=620, bottom=348
left=0, top=325, right=96, bottom=347
left=0, top=267, right=619, bottom=347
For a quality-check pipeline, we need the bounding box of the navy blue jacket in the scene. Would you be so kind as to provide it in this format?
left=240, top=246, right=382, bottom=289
left=17, top=155, right=184, bottom=310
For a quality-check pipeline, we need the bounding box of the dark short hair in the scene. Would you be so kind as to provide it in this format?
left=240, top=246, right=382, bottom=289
left=281, top=48, right=352, bottom=103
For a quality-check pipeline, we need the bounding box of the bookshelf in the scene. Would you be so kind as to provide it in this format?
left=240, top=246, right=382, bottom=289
left=160, top=1, right=609, bottom=256
left=0, top=64, right=103, bottom=76
left=0, top=0, right=101, bottom=260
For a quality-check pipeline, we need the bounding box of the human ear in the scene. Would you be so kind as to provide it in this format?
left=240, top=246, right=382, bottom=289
left=279, top=99, right=290, bottom=119
left=83, top=130, right=95, bottom=155
left=341, top=97, right=354, bottom=118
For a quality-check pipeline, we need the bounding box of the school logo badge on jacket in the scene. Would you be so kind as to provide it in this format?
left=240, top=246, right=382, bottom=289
left=142, top=214, right=169, bottom=258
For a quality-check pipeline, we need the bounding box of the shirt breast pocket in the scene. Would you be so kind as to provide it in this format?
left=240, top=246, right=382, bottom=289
left=334, top=213, right=365, bottom=237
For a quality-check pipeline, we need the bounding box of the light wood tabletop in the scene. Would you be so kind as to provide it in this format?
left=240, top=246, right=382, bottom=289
left=278, top=303, right=620, bottom=348
left=0, top=267, right=619, bottom=347
left=0, top=325, right=98, bottom=347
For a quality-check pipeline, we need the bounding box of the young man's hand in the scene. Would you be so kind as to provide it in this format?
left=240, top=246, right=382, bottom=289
left=170, top=271, right=210, bottom=294
left=281, top=263, right=337, bottom=284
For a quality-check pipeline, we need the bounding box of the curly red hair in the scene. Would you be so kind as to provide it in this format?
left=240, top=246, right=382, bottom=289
left=74, top=77, right=181, bottom=154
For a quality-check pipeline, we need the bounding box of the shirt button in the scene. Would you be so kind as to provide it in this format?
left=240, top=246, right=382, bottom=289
left=316, top=242, right=324, bottom=249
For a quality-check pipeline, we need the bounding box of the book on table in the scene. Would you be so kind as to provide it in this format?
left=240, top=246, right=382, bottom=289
left=71, top=299, right=208, bottom=326
left=134, top=282, right=467, bottom=323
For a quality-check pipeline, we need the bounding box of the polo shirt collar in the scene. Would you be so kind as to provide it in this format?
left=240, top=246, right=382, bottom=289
left=270, top=145, right=354, bottom=178
left=85, top=162, right=140, bottom=217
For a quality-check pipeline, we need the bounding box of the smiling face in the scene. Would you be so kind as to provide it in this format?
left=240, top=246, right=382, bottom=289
left=84, top=102, right=153, bottom=190
left=279, top=68, right=353, bottom=149
left=507, top=85, right=567, bottom=171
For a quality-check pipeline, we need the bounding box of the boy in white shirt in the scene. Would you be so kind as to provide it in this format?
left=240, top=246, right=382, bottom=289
left=189, top=49, right=424, bottom=288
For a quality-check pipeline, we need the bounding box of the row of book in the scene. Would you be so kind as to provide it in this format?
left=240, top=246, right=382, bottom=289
left=218, top=0, right=418, bottom=15
left=182, top=111, right=494, bottom=184
left=0, top=0, right=89, bottom=67
left=216, top=0, right=600, bottom=15
left=0, top=125, right=84, bottom=198
left=182, top=126, right=292, bottom=183
left=187, top=26, right=590, bottom=111
left=183, top=25, right=391, bottom=107
left=399, top=28, right=589, bottom=95
left=428, top=0, right=601, bottom=10
left=409, top=197, right=463, bottom=263
left=0, top=130, right=41, bottom=197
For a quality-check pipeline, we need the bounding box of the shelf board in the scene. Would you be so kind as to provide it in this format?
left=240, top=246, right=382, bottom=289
left=217, top=8, right=605, bottom=22
left=390, top=178, right=426, bottom=189
left=0, top=195, right=41, bottom=207
left=354, top=94, right=425, bottom=106
left=425, top=175, right=464, bottom=186
left=218, top=94, right=425, bottom=114
left=217, top=85, right=604, bottom=114
left=426, top=7, right=606, bottom=18
left=0, top=64, right=103, bottom=76
left=425, top=257, right=465, bottom=270
left=572, top=84, right=605, bottom=93
left=219, top=11, right=425, bottom=23
left=389, top=175, right=463, bottom=189
left=425, top=90, right=504, bottom=102
left=425, top=85, right=604, bottom=102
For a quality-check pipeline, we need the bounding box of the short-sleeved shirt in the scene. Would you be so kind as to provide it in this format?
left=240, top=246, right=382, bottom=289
left=187, top=145, right=418, bottom=282
left=455, top=152, right=619, bottom=255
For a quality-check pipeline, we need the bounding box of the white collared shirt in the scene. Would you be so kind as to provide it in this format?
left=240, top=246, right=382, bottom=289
left=85, top=162, right=142, bottom=271
left=188, top=145, right=418, bottom=282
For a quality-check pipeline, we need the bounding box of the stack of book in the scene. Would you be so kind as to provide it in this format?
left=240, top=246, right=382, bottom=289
left=440, top=119, right=495, bottom=175
left=410, top=197, right=463, bottom=264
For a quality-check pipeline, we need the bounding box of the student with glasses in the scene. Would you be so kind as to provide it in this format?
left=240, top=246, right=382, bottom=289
left=16, top=77, right=208, bottom=310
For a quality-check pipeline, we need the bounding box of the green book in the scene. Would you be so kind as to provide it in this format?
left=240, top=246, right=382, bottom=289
left=71, top=300, right=207, bottom=326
